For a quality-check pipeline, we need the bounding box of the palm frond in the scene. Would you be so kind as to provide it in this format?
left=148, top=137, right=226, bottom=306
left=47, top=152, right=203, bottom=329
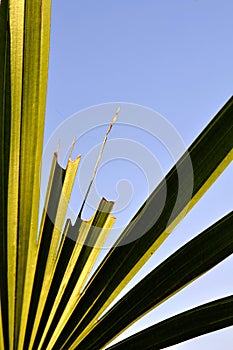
left=0, top=1, right=232, bottom=349
left=46, top=97, right=233, bottom=349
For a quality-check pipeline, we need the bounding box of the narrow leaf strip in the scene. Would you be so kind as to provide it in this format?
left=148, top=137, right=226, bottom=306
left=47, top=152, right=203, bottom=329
left=21, top=154, right=66, bottom=349
left=31, top=219, right=81, bottom=350
left=35, top=218, right=95, bottom=350
left=15, top=0, right=51, bottom=345
left=107, top=295, right=233, bottom=350
left=38, top=199, right=115, bottom=350
left=72, top=211, right=233, bottom=350
left=17, top=152, right=62, bottom=349
left=0, top=1, right=10, bottom=347
left=47, top=202, right=115, bottom=347
left=0, top=303, right=4, bottom=350
left=27, top=155, right=80, bottom=349
left=8, top=1, right=25, bottom=347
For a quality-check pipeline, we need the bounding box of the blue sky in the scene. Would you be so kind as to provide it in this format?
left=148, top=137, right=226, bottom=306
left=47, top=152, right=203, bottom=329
left=44, top=1, right=233, bottom=348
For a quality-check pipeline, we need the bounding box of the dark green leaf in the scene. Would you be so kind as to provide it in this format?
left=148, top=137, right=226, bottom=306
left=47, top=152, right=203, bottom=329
left=107, top=295, right=233, bottom=350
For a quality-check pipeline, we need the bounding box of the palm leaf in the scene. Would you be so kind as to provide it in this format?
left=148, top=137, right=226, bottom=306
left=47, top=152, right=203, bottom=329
left=0, top=0, right=51, bottom=348
left=45, top=97, right=233, bottom=349
left=23, top=154, right=80, bottom=349
left=0, top=0, right=10, bottom=347
left=106, top=295, right=233, bottom=350
left=0, top=1, right=232, bottom=349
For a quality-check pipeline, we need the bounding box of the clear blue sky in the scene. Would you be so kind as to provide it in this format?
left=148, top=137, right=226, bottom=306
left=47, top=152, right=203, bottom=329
left=44, top=0, right=233, bottom=348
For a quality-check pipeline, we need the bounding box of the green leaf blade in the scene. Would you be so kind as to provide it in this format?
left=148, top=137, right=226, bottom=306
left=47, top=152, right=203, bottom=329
left=0, top=0, right=10, bottom=347
left=106, top=296, right=233, bottom=350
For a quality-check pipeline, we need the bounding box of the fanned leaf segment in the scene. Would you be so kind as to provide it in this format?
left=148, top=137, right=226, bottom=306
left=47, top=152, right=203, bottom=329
left=0, top=1, right=11, bottom=348
left=0, top=0, right=51, bottom=348
left=0, top=1, right=232, bottom=349
left=107, top=295, right=233, bottom=350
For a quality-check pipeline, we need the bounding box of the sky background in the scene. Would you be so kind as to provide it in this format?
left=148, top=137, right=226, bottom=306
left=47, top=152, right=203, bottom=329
left=43, top=1, right=233, bottom=348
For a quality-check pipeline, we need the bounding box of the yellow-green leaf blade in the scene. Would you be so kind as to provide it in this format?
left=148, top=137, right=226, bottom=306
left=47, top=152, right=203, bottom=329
left=10, top=0, right=52, bottom=348
left=0, top=0, right=11, bottom=347
left=7, top=1, right=25, bottom=346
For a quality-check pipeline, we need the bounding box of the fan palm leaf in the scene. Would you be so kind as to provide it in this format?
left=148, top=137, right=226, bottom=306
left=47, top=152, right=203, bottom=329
left=0, top=1, right=232, bottom=349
